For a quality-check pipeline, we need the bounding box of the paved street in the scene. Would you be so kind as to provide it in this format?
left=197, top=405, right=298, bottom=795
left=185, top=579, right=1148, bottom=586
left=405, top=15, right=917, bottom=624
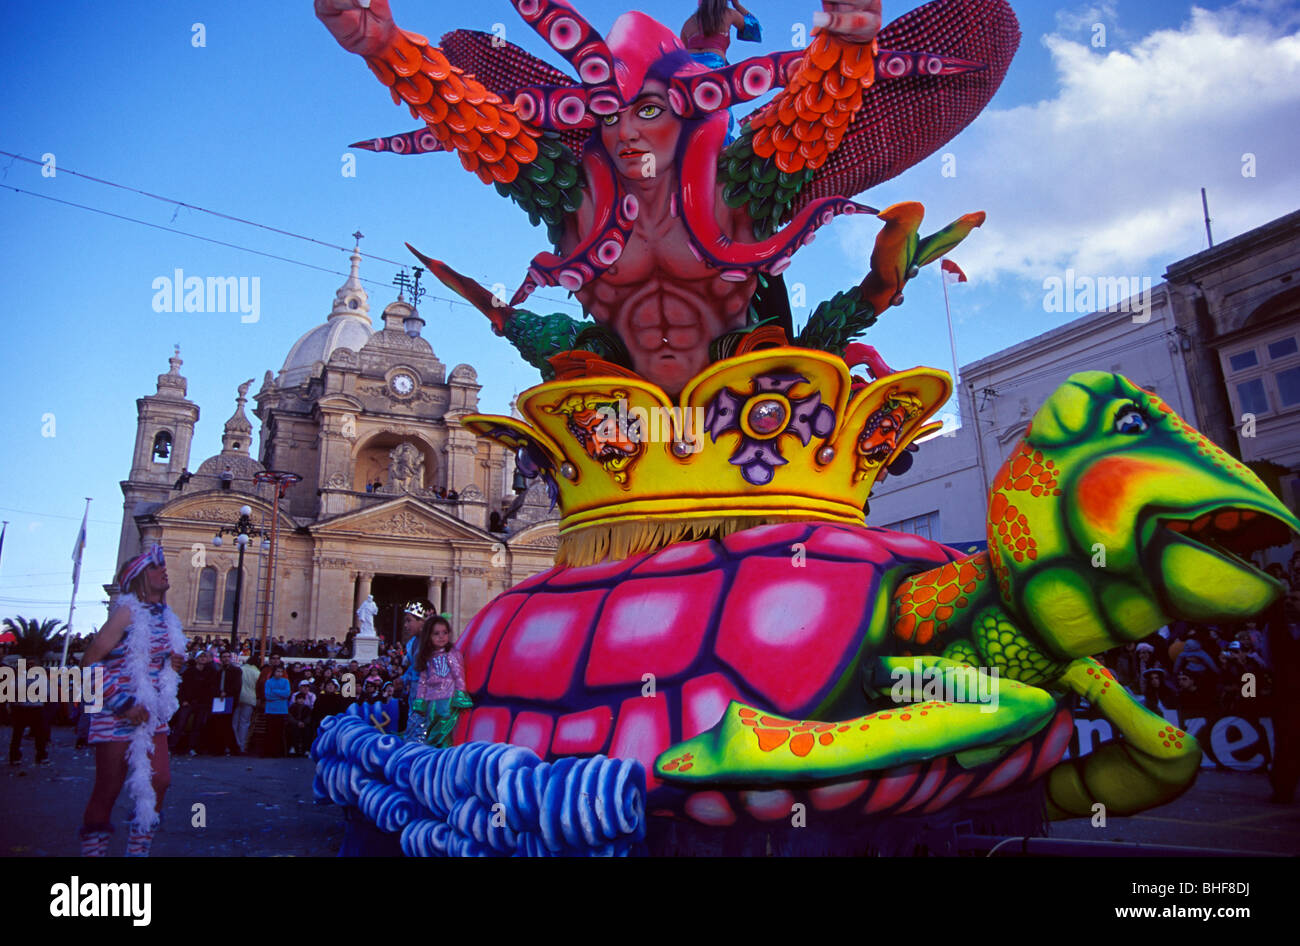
left=1, top=730, right=341, bottom=857
left=2, top=726, right=1296, bottom=856
left=1047, top=769, right=1300, bottom=855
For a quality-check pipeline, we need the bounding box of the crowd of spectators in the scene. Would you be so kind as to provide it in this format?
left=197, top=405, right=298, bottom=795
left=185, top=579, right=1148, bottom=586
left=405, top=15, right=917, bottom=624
left=181, top=634, right=350, bottom=660
left=165, top=644, right=415, bottom=759
left=1100, top=623, right=1274, bottom=722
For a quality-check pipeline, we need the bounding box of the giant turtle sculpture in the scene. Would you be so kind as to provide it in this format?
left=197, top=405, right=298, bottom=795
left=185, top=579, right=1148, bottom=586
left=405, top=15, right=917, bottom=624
left=457, top=370, right=1298, bottom=842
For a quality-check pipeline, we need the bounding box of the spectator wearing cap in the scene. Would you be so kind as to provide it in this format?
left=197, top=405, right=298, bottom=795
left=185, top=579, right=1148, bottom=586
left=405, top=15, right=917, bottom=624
left=295, top=678, right=316, bottom=712
left=1174, top=630, right=1219, bottom=682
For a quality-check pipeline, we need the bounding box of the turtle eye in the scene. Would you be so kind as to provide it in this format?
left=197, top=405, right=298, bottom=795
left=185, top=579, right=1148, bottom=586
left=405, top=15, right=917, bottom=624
left=1114, top=404, right=1148, bottom=434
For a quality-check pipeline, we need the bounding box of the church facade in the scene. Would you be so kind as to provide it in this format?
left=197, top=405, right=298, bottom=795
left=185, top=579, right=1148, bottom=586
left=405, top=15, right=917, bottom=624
left=111, top=243, right=558, bottom=645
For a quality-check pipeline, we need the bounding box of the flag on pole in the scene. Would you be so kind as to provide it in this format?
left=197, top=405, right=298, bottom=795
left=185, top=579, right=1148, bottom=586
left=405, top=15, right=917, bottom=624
left=72, top=506, right=88, bottom=588
left=0, top=521, right=6, bottom=571
left=938, top=259, right=969, bottom=430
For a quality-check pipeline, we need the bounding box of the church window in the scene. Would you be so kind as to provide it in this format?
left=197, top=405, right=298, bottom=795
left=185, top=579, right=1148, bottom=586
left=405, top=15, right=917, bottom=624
left=196, top=567, right=218, bottom=623
left=222, top=568, right=240, bottom=623
left=152, top=431, right=172, bottom=461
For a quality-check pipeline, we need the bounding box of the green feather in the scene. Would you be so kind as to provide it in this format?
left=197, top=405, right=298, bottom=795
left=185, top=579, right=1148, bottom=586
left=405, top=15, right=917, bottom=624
left=795, top=287, right=880, bottom=356
left=492, top=132, right=584, bottom=246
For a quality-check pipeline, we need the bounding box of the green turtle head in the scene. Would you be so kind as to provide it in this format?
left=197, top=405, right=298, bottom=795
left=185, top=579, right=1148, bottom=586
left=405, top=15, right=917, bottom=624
left=987, top=371, right=1298, bottom=661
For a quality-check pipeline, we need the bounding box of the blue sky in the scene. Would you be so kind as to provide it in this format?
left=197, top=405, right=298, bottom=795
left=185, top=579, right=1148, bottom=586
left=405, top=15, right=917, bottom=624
left=2, top=0, right=1298, bottom=627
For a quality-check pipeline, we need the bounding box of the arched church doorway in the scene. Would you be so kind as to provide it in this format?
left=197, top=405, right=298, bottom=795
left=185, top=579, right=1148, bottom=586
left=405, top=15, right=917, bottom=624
left=370, top=575, right=429, bottom=648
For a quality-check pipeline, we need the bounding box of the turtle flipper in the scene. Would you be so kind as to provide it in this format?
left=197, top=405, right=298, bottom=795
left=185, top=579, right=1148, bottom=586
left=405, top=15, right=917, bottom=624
left=655, top=657, right=1061, bottom=784
left=1043, top=657, right=1202, bottom=820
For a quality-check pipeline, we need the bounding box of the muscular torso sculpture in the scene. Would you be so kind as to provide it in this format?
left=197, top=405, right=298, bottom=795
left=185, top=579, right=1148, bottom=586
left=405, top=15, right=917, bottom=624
left=563, top=78, right=758, bottom=392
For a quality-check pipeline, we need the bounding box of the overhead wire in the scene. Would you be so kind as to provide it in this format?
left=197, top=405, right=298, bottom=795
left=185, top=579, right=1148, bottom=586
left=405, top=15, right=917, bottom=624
left=0, top=504, right=118, bottom=526
left=0, top=149, right=585, bottom=312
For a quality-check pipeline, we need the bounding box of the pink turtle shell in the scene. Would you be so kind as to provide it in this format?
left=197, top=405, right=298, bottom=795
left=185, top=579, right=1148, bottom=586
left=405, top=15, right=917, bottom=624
left=454, top=521, right=1073, bottom=825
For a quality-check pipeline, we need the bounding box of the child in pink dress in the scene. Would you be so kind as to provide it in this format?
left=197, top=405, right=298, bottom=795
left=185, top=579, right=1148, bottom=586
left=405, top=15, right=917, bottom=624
left=410, top=616, right=470, bottom=747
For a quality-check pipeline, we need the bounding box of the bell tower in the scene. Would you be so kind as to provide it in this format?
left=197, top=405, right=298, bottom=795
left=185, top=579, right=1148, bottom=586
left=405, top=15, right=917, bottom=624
left=114, top=346, right=201, bottom=577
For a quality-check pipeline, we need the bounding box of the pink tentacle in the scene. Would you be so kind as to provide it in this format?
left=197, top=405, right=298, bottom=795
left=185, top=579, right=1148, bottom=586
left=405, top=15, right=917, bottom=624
left=349, top=128, right=446, bottom=155
left=667, top=51, right=804, bottom=118
left=678, top=114, right=875, bottom=275
left=507, top=0, right=618, bottom=107
left=510, top=149, right=633, bottom=305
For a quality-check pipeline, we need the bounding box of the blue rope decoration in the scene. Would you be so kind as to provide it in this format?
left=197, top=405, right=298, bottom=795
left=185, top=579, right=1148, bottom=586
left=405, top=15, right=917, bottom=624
left=311, top=714, right=645, bottom=857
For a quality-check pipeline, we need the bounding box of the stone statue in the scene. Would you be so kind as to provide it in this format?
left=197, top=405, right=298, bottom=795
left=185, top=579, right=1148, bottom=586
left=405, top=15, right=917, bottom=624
left=386, top=442, right=424, bottom=493
left=356, top=594, right=378, bottom=638
left=237, top=378, right=254, bottom=399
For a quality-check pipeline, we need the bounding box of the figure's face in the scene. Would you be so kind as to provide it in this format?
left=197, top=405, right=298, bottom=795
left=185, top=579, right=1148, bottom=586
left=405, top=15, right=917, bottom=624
left=600, top=80, right=681, bottom=182
left=144, top=562, right=169, bottom=594
left=403, top=614, right=422, bottom=638
left=432, top=624, right=451, bottom=648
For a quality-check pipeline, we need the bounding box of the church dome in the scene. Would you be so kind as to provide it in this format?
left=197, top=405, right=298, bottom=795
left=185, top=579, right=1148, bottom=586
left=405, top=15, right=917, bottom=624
left=278, top=239, right=373, bottom=387
left=279, top=317, right=372, bottom=387
left=195, top=452, right=265, bottom=480
left=192, top=381, right=266, bottom=487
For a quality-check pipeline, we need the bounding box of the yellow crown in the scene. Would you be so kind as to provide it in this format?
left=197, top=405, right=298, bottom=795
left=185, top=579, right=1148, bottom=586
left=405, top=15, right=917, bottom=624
left=464, top=348, right=950, bottom=565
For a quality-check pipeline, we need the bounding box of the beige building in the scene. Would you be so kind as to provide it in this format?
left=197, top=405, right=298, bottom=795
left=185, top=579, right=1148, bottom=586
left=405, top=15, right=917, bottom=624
left=111, top=243, right=558, bottom=645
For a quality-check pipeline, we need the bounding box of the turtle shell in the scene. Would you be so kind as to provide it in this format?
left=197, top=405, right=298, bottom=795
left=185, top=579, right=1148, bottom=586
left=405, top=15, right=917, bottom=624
left=455, top=522, right=967, bottom=801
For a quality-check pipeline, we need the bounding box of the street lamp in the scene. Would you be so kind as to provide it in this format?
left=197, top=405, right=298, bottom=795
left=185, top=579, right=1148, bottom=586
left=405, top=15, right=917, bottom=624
left=212, top=504, right=264, bottom=649
left=252, top=470, right=302, bottom=662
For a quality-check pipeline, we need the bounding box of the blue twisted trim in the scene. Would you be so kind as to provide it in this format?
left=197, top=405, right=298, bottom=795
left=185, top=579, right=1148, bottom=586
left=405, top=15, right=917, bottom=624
left=311, top=714, right=645, bottom=857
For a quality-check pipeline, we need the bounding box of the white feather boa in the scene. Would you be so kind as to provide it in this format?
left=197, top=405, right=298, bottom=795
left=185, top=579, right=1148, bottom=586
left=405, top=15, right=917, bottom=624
left=118, top=594, right=187, bottom=829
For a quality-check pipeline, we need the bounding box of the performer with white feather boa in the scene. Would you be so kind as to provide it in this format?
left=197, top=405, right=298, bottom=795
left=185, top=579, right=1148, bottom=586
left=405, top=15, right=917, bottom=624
left=78, top=545, right=187, bottom=856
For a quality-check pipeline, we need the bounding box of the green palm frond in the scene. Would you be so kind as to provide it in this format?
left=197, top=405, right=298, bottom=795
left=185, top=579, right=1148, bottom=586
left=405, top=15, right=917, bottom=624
left=2, top=616, right=68, bottom=658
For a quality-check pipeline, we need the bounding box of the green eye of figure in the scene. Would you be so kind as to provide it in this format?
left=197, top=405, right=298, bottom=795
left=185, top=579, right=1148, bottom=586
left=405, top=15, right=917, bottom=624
left=601, top=113, right=619, bottom=126
left=637, top=104, right=662, bottom=120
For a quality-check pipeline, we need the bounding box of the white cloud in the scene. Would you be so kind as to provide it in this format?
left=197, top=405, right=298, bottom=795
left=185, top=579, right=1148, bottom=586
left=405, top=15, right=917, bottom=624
left=1055, top=1, right=1120, bottom=36
left=840, top=0, right=1300, bottom=285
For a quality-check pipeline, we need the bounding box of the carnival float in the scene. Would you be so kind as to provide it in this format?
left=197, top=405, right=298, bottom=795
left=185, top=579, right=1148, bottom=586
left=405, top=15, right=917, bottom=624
left=307, top=0, right=1300, bottom=855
